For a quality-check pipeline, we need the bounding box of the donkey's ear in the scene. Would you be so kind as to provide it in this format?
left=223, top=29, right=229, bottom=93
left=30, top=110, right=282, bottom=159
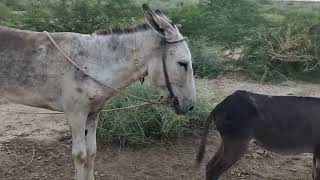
left=143, top=4, right=162, bottom=34
left=155, top=9, right=174, bottom=26
left=142, top=4, right=176, bottom=38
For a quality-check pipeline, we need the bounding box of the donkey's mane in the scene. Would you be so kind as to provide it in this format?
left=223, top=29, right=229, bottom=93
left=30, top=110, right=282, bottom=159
left=94, top=22, right=150, bottom=35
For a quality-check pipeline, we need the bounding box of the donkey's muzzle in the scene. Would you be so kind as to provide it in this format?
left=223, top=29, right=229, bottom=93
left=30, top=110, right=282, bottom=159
left=160, top=96, right=194, bottom=114
left=173, top=98, right=194, bottom=115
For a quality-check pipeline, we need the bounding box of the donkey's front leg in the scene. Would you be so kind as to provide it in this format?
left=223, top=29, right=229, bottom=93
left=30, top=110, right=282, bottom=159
left=84, top=112, right=99, bottom=180
left=66, top=111, right=89, bottom=180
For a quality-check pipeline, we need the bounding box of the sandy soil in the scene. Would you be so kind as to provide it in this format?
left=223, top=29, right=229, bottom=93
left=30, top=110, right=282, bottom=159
left=1, top=77, right=320, bottom=180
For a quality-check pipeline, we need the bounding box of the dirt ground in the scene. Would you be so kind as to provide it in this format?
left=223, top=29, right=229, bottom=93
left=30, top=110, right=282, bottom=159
left=1, top=77, right=320, bottom=180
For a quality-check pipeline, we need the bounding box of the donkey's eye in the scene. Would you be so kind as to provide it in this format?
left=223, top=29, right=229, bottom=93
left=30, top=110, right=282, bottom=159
left=178, top=62, right=188, bottom=71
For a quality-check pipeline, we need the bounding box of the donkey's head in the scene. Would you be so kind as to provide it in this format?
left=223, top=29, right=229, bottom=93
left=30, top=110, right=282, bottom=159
left=143, top=4, right=196, bottom=114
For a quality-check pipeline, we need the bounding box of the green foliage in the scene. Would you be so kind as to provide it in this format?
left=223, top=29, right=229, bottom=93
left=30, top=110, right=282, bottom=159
left=0, top=3, right=10, bottom=22
left=0, top=0, right=142, bottom=33
left=172, top=0, right=266, bottom=48
left=172, top=0, right=320, bottom=81
left=4, top=0, right=141, bottom=33
left=2, top=0, right=29, bottom=11
left=190, top=38, right=226, bottom=78
left=239, top=5, right=320, bottom=82
left=98, top=82, right=210, bottom=145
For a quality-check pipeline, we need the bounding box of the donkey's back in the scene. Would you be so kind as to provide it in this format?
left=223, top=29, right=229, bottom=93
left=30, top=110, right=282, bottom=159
left=0, top=26, right=83, bottom=111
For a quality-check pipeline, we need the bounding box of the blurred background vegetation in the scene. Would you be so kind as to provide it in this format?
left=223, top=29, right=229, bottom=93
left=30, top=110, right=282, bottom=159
left=1, top=0, right=320, bottom=145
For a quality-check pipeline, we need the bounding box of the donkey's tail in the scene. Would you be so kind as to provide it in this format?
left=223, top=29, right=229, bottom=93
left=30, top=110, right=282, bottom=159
left=196, top=110, right=215, bottom=164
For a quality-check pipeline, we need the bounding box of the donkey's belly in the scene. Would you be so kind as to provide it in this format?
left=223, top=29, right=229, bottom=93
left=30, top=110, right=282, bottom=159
left=253, top=133, right=314, bottom=154
left=255, top=140, right=313, bottom=154
left=0, top=87, right=62, bottom=111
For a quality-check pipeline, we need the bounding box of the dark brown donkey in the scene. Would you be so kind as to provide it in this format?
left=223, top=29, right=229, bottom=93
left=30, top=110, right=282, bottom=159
left=197, top=90, right=320, bottom=180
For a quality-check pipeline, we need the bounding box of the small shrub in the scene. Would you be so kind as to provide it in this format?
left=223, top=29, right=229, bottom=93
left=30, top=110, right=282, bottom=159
left=239, top=22, right=320, bottom=82
left=97, top=82, right=210, bottom=146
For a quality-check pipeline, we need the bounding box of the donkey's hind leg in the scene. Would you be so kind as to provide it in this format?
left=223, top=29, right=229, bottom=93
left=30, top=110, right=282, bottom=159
left=206, top=136, right=249, bottom=180
left=205, top=142, right=224, bottom=180
left=313, top=147, right=320, bottom=180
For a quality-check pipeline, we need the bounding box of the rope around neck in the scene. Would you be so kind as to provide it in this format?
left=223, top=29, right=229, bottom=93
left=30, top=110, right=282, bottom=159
left=43, top=31, right=162, bottom=105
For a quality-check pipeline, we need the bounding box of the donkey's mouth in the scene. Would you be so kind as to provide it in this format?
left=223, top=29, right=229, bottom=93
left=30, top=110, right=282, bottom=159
left=159, top=96, right=171, bottom=105
left=159, top=96, right=185, bottom=115
left=159, top=96, right=175, bottom=106
left=159, top=96, right=166, bottom=103
left=159, top=95, right=175, bottom=103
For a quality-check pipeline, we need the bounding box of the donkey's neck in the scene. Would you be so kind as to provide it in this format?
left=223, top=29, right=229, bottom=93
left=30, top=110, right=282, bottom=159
left=72, top=29, right=161, bottom=92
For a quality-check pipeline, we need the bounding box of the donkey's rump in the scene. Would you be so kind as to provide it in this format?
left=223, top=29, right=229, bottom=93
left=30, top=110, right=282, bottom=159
left=0, top=27, right=69, bottom=86
left=0, top=27, right=77, bottom=110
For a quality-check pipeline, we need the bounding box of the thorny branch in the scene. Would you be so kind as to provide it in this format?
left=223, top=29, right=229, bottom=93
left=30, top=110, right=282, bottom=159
left=265, top=25, right=320, bottom=71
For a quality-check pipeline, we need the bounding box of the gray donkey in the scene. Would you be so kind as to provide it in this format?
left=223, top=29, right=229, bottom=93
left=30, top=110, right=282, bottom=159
left=0, top=4, right=196, bottom=180
left=197, top=90, right=320, bottom=180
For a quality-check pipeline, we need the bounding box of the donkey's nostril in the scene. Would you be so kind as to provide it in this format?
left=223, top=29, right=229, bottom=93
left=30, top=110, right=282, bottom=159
left=189, top=105, right=194, bottom=111
left=173, top=98, right=179, bottom=105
